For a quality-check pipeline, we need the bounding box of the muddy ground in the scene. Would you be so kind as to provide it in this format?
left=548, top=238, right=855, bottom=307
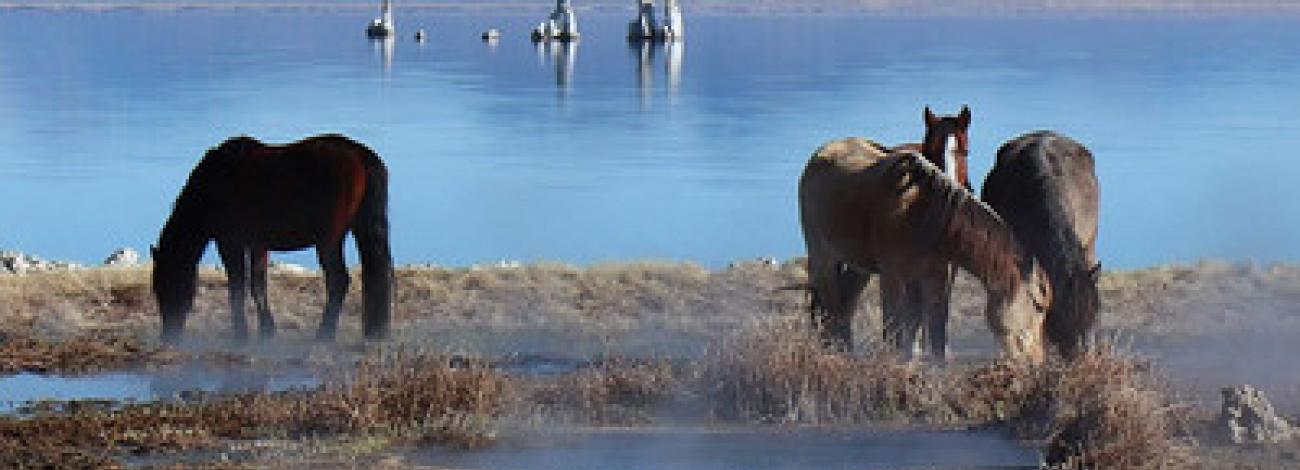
left=0, top=259, right=1298, bottom=468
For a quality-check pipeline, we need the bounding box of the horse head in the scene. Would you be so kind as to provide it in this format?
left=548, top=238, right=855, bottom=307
left=988, top=257, right=1052, bottom=363
left=1050, top=261, right=1102, bottom=359
left=151, top=243, right=198, bottom=344
left=922, top=105, right=972, bottom=189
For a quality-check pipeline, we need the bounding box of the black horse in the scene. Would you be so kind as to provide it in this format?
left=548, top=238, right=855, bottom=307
left=982, top=130, right=1100, bottom=358
left=152, top=134, right=393, bottom=344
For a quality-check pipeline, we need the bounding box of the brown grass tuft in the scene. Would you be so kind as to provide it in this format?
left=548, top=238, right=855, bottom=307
left=525, top=358, right=681, bottom=425
left=704, top=316, right=943, bottom=424
left=0, top=349, right=512, bottom=467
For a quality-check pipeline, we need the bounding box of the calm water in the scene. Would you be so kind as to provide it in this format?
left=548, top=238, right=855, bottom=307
left=0, top=10, right=1297, bottom=268
left=413, top=427, right=1037, bottom=470
left=0, top=367, right=319, bottom=413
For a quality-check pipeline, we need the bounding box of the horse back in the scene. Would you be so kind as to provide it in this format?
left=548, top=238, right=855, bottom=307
left=799, top=139, right=939, bottom=268
left=983, top=131, right=1099, bottom=272
left=193, top=134, right=382, bottom=249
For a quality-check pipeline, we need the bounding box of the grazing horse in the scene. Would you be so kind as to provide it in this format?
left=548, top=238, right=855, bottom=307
left=981, top=131, right=1100, bottom=359
left=883, top=106, right=972, bottom=359
left=798, top=138, right=1052, bottom=361
left=152, top=134, right=393, bottom=344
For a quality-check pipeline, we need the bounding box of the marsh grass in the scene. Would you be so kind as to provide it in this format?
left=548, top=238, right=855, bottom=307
left=3, top=260, right=1295, bottom=467
left=0, top=349, right=511, bottom=468
left=702, top=316, right=1200, bottom=469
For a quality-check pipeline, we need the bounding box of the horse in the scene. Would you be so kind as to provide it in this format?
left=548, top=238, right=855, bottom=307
left=151, top=134, right=393, bottom=344
left=981, top=131, right=1100, bottom=359
left=894, top=105, right=973, bottom=190
left=881, top=105, right=972, bottom=359
left=798, top=138, right=1052, bottom=362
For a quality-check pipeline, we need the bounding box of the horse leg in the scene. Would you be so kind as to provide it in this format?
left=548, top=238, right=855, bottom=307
left=881, top=273, right=922, bottom=359
left=920, top=265, right=954, bottom=362
left=249, top=247, right=276, bottom=340
left=352, top=223, right=392, bottom=341
left=315, top=239, right=349, bottom=342
left=216, top=240, right=250, bottom=344
left=830, top=265, right=870, bottom=352
left=806, top=250, right=844, bottom=350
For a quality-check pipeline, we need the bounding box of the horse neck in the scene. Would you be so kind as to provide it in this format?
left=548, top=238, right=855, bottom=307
left=157, top=197, right=209, bottom=268
left=942, top=201, right=1029, bottom=298
left=898, top=155, right=1027, bottom=297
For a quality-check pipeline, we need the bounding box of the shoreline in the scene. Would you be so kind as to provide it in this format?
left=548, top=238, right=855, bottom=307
left=3, top=247, right=1297, bottom=276
left=2, top=2, right=1300, bottom=17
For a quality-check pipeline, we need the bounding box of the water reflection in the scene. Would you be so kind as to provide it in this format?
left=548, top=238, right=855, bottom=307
left=149, top=367, right=319, bottom=399
left=634, top=41, right=655, bottom=105
left=371, top=35, right=394, bottom=76
left=537, top=40, right=579, bottom=98
left=632, top=40, right=684, bottom=106
left=665, top=39, right=682, bottom=93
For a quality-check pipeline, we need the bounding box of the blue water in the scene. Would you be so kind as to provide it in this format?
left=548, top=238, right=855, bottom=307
left=0, top=368, right=320, bottom=413
left=0, top=10, right=1297, bottom=269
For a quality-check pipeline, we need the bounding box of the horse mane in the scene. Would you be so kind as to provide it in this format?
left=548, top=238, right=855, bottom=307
left=885, top=150, right=1033, bottom=295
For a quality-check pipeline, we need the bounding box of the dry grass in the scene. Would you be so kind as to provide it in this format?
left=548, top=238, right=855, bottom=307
left=3, top=260, right=1297, bottom=467
left=523, top=358, right=682, bottom=425
left=0, top=350, right=511, bottom=468
left=702, top=316, right=1200, bottom=469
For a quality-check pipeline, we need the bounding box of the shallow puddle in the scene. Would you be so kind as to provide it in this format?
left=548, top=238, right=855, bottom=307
left=0, top=367, right=320, bottom=413
left=413, top=427, right=1039, bottom=470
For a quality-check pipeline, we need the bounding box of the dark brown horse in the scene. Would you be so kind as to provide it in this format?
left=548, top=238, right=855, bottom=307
left=884, top=105, right=972, bottom=359
left=981, top=130, right=1100, bottom=359
left=799, top=139, right=1051, bottom=361
left=152, top=134, right=393, bottom=344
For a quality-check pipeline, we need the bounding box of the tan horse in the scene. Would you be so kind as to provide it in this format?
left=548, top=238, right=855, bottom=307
left=981, top=131, right=1100, bottom=359
left=798, top=138, right=1052, bottom=362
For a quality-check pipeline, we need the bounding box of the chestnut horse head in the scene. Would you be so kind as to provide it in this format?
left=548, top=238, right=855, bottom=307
left=922, top=105, right=972, bottom=190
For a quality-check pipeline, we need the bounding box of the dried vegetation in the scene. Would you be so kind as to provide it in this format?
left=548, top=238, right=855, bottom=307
left=1, top=260, right=1296, bottom=468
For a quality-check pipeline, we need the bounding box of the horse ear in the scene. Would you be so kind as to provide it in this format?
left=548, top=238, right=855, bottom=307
left=957, top=106, right=972, bottom=129
left=924, top=106, right=938, bottom=127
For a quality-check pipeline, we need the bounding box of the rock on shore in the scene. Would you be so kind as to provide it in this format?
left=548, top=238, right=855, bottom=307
left=1221, top=384, right=1294, bottom=444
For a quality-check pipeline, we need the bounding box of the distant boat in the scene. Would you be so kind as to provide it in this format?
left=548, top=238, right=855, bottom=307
left=627, top=0, right=682, bottom=42
left=627, top=0, right=657, bottom=41
left=482, top=28, right=501, bottom=42
left=366, top=0, right=394, bottom=38
left=532, top=0, right=579, bottom=42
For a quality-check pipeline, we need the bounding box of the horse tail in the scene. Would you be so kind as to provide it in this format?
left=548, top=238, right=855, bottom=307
left=352, top=145, right=393, bottom=340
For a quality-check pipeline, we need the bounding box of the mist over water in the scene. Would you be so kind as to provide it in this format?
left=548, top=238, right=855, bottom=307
left=0, top=11, right=1297, bottom=269
left=413, top=427, right=1038, bottom=470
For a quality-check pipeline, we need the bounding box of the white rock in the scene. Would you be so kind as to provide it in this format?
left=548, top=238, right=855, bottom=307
left=104, top=248, right=141, bottom=267
left=1222, top=384, right=1294, bottom=444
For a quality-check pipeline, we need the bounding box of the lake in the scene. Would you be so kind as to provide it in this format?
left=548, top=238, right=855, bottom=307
left=0, top=9, right=1297, bottom=269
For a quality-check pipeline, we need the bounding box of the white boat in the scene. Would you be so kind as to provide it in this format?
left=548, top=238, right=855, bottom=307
left=626, top=0, right=682, bottom=42
left=366, top=0, right=394, bottom=38
left=627, top=0, right=657, bottom=40
left=533, top=0, right=579, bottom=42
